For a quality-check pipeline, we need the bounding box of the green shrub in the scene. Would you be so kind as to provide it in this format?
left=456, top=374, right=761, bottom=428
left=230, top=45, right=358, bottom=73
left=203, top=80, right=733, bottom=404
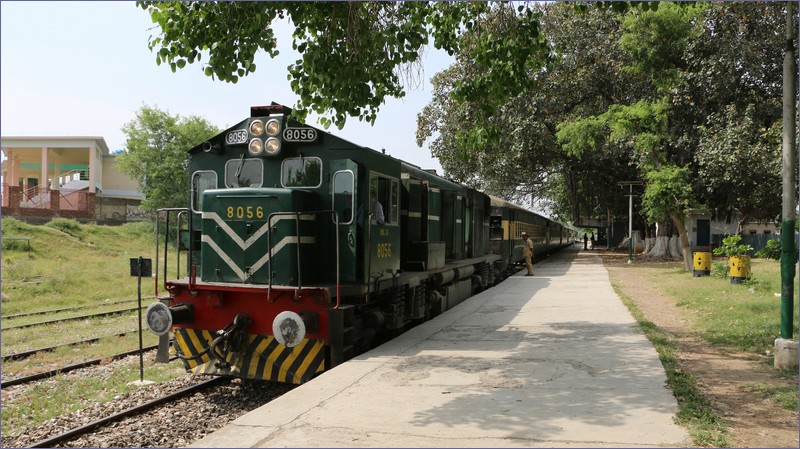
left=2, top=217, right=35, bottom=233
left=711, top=261, right=727, bottom=279
left=45, top=218, right=84, bottom=239
left=755, top=240, right=781, bottom=260
left=2, top=238, right=30, bottom=252
left=120, top=220, right=156, bottom=237
left=713, top=235, right=752, bottom=257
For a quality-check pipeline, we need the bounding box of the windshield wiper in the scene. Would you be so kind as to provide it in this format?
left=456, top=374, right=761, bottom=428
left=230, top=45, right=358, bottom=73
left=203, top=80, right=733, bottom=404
left=233, top=153, right=245, bottom=187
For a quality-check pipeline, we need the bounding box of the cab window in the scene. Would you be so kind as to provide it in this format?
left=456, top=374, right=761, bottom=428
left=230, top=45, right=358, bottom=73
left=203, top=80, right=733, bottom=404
left=191, top=170, right=217, bottom=212
left=369, top=173, right=399, bottom=225
left=224, top=158, right=263, bottom=188
left=282, top=157, right=322, bottom=188
left=332, top=170, right=355, bottom=224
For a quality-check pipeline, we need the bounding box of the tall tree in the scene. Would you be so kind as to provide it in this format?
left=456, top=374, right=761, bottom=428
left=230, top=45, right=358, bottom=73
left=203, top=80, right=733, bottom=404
left=137, top=1, right=548, bottom=129
left=117, top=105, right=220, bottom=213
left=417, top=3, right=642, bottom=221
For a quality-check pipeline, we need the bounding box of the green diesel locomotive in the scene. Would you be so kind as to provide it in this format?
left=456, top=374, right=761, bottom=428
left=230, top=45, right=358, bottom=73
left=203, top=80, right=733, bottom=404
left=145, top=104, right=574, bottom=384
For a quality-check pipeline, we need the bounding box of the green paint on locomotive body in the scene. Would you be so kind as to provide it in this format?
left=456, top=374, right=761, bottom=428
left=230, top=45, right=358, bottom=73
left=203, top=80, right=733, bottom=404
left=186, top=113, right=405, bottom=289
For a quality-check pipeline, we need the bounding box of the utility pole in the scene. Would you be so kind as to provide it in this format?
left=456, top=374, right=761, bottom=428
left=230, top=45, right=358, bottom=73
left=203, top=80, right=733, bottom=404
left=619, top=181, right=642, bottom=264
left=775, top=1, right=798, bottom=369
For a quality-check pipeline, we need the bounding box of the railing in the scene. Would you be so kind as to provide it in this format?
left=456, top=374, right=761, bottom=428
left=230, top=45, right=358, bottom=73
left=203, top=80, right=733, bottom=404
left=1, top=184, right=91, bottom=212
left=156, top=208, right=343, bottom=309
left=54, top=169, right=89, bottom=188
left=155, top=208, right=191, bottom=299
left=20, top=186, right=49, bottom=209
left=267, top=210, right=341, bottom=309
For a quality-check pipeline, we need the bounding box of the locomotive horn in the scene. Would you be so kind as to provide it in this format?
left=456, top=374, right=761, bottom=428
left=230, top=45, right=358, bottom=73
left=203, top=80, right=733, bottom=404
left=202, top=141, right=221, bottom=154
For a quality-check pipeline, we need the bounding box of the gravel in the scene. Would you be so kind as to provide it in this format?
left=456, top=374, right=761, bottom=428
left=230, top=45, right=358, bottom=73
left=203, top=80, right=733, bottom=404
left=2, top=357, right=295, bottom=448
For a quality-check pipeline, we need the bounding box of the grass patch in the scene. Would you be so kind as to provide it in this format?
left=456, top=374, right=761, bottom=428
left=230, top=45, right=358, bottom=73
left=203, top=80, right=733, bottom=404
left=627, top=259, right=798, bottom=354
left=612, top=281, right=729, bottom=447
left=0, top=358, right=187, bottom=435
left=45, top=218, right=85, bottom=240
left=1, top=219, right=190, bottom=437
left=740, top=382, right=799, bottom=411
left=1, top=219, right=157, bottom=315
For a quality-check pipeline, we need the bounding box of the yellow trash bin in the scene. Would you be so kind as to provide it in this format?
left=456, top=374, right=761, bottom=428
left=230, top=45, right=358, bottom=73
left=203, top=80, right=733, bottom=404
left=729, top=255, right=751, bottom=284
left=693, top=252, right=711, bottom=277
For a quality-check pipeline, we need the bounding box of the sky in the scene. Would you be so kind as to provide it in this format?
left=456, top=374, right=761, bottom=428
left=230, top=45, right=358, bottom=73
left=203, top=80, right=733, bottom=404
left=0, top=1, right=453, bottom=173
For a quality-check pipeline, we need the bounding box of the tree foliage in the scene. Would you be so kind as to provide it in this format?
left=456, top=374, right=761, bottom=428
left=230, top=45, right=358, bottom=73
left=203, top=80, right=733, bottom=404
left=641, top=165, right=693, bottom=224
left=417, top=3, right=643, bottom=220
left=418, top=1, right=789, bottom=268
left=116, top=105, right=220, bottom=213
left=138, top=1, right=550, bottom=129
left=138, top=1, right=792, bottom=235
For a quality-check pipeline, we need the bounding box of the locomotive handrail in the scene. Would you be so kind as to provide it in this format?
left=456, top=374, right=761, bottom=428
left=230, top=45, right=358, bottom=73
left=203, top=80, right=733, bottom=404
left=266, top=210, right=341, bottom=309
left=155, top=207, right=190, bottom=298
left=176, top=210, right=189, bottom=280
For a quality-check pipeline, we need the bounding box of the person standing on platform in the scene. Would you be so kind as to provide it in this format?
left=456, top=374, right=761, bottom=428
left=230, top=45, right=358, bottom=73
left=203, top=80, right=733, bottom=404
left=522, top=231, right=534, bottom=276
left=590, top=232, right=595, bottom=250
left=583, top=233, right=588, bottom=250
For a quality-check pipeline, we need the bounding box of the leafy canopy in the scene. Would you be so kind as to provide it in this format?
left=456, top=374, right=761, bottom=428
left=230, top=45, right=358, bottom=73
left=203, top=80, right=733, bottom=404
left=137, top=2, right=650, bottom=129
left=116, top=105, right=220, bottom=213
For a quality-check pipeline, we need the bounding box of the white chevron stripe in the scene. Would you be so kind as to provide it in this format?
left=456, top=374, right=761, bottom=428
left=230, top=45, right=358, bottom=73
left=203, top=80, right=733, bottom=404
left=249, top=236, right=315, bottom=276
left=201, top=235, right=247, bottom=280
left=202, top=234, right=316, bottom=281
left=202, top=212, right=314, bottom=250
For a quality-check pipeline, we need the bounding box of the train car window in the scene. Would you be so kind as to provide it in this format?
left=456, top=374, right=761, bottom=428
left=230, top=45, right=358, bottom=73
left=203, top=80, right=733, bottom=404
left=332, top=170, right=355, bottom=224
left=281, top=157, right=322, bottom=188
left=369, top=174, right=398, bottom=225
left=191, top=170, right=217, bottom=212
left=224, top=158, right=263, bottom=188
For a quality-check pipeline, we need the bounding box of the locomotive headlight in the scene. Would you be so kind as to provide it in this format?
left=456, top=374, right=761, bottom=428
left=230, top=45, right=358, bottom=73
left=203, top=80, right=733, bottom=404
left=145, top=302, right=173, bottom=336
left=265, top=137, right=281, bottom=155
left=248, top=138, right=264, bottom=155
left=249, top=120, right=264, bottom=136
left=265, top=118, right=281, bottom=136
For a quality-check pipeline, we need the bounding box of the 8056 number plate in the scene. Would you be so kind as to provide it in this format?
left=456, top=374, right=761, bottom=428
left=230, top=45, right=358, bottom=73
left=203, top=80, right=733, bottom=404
left=226, top=129, right=248, bottom=145
left=283, top=127, right=318, bottom=142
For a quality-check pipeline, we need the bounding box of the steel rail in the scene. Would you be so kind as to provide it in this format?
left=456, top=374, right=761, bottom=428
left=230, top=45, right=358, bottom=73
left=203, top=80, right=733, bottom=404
left=1, top=307, right=141, bottom=331
left=1, top=345, right=161, bottom=388
left=2, top=298, right=141, bottom=319
left=2, top=330, right=138, bottom=362
left=27, top=377, right=227, bottom=448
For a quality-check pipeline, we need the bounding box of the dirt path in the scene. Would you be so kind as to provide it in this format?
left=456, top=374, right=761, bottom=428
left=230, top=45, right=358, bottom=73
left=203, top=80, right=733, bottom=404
left=600, top=251, right=798, bottom=448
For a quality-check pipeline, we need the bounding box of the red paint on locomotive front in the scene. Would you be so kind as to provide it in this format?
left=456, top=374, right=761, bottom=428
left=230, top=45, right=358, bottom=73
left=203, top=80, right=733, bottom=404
left=164, top=282, right=332, bottom=341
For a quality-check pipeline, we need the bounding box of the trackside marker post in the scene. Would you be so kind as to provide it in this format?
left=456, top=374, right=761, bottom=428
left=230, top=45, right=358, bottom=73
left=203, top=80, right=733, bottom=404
left=130, top=257, right=153, bottom=383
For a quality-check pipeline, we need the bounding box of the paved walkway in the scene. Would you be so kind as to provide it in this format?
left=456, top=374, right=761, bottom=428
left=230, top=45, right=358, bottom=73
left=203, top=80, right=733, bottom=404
left=191, top=245, right=690, bottom=447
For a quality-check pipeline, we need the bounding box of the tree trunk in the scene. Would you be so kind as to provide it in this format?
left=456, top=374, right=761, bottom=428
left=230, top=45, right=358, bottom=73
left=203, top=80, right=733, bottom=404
left=668, top=235, right=682, bottom=258
left=669, top=209, right=693, bottom=271
left=644, top=237, right=654, bottom=254
left=645, top=222, right=672, bottom=258
left=643, top=224, right=654, bottom=254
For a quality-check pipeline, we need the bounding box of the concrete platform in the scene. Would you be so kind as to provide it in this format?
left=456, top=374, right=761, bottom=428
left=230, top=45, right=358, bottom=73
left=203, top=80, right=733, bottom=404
left=191, top=245, right=690, bottom=448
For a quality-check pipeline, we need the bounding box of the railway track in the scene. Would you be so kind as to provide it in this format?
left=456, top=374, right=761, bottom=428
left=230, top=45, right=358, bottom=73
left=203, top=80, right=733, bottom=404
left=1, top=330, right=138, bottom=362
left=2, top=298, right=141, bottom=319
left=27, top=377, right=228, bottom=448
left=1, top=306, right=142, bottom=331
left=1, top=344, right=167, bottom=388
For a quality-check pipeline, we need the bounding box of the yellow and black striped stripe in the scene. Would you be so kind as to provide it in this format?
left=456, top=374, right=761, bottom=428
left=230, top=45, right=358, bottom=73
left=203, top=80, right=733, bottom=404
left=173, top=328, right=326, bottom=384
